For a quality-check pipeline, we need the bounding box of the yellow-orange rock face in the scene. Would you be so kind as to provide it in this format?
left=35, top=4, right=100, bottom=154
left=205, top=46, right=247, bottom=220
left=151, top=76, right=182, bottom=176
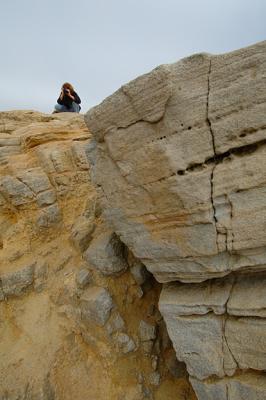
left=0, top=111, right=195, bottom=400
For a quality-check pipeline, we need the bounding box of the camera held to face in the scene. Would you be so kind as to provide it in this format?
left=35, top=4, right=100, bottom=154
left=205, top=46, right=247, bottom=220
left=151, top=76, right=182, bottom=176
left=63, top=88, right=70, bottom=94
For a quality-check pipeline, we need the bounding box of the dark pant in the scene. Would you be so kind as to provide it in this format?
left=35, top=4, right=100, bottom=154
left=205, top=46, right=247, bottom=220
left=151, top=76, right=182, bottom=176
left=54, top=102, right=81, bottom=113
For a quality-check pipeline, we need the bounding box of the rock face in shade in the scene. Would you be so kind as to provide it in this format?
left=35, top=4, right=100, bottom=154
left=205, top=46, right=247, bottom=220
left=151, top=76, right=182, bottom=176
left=85, top=40, right=266, bottom=400
left=85, top=40, right=266, bottom=284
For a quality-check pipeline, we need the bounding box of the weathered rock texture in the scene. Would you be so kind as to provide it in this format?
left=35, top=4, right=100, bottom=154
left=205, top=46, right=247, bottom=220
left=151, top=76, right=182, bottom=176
left=85, top=40, right=266, bottom=399
left=0, top=111, right=194, bottom=400
left=85, top=40, right=266, bottom=284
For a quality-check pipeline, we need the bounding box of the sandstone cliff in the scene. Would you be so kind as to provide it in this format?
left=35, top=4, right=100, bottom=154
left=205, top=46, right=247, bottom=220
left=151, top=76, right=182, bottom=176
left=85, top=40, right=266, bottom=400
left=0, top=111, right=194, bottom=399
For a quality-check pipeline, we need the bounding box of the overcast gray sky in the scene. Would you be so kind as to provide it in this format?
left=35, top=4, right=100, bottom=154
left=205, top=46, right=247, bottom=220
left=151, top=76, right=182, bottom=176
left=1, top=0, right=266, bottom=114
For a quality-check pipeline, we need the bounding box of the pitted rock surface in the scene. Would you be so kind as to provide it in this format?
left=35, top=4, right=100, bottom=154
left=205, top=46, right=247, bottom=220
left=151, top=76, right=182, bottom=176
left=85, top=40, right=266, bottom=284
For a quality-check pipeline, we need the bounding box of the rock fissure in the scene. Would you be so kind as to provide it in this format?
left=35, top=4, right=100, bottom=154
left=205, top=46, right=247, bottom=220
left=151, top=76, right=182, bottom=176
left=175, top=137, right=266, bottom=177
left=225, top=384, right=229, bottom=400
left=210, top=165, right=219, bottom=252
left=223, top=278, right=239, bottom=373
left=206, top=59, right=217, bottom=157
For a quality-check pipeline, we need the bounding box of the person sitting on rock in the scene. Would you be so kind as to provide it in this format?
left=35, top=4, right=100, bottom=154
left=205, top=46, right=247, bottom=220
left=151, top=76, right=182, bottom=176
left=54, top=82, right=81, bottom=113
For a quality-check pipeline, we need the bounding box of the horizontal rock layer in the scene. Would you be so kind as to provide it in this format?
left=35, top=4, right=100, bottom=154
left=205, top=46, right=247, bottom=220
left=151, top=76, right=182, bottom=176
left=159, top=273, right=266, bottom=380
left=191, top=373, right=266, bottom=400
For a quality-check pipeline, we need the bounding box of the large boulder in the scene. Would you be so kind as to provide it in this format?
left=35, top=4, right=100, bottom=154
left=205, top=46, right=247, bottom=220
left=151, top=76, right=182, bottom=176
left=85, top=40, right=266, bottom=400
left=85, top=40, right=266, bottom=284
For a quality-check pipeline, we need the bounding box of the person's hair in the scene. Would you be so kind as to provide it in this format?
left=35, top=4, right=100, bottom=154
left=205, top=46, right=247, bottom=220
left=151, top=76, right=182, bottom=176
left=62, top=82, right=74, bottom=92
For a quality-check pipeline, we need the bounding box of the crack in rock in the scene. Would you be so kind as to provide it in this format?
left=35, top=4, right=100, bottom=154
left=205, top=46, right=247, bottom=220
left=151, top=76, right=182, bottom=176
left=223, top=277, right=239, bottom=374
left=206, top=59, right=219, bottom=252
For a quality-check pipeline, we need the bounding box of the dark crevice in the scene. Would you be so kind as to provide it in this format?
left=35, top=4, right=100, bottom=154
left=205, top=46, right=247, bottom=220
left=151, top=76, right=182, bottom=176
left=206, top=60, right=217, bottom=157
left=225, top=230, right=228, bottom=253
left=175, top=137, right=266, bottom=177
left=147, top=136, right=266, bottom=188
left=210, top=165, right=219, bottom=252
left=207, top=59, right=219, bottom=251
left=239, top=125, right=266, bottom=138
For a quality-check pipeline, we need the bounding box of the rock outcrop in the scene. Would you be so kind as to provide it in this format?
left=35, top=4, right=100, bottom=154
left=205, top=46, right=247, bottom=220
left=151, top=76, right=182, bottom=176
left=0, top=111, right=194, bottom=400
left=85, top=40, right=266, bottom=399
